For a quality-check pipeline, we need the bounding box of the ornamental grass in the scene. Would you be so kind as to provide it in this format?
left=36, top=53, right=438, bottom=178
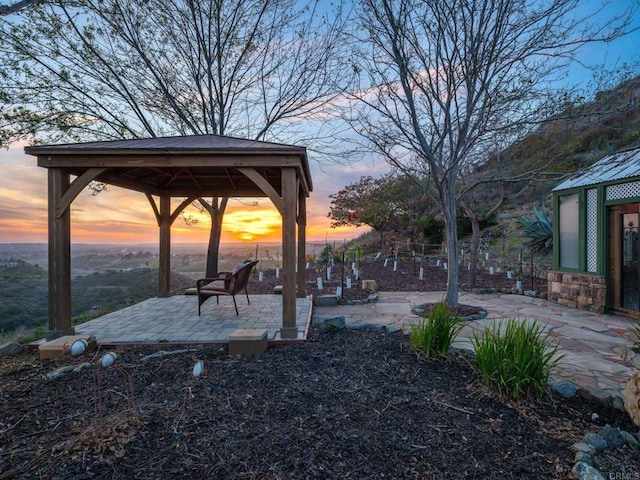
left=409, top=301, right=464, bottom=358
left=472, top=318, right=564, bottom=399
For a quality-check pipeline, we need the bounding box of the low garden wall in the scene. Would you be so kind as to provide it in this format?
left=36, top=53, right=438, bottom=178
left=547, top=271, right=606, bottom=313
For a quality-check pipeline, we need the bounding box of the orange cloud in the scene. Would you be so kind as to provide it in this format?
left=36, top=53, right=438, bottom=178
left=1, top=145, right=371, bottom=245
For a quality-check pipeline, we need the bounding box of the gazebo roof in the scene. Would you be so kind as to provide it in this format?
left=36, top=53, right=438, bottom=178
left=25, top=134, right=312, bottom=197
left=553, top=146, right=640, bottom=192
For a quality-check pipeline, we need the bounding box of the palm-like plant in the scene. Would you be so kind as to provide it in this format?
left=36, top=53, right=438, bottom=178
left=518, top=205, right=553, bottom=253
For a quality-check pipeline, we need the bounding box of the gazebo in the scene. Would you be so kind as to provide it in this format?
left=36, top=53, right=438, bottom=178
left=25, top=135, right=312, bottom=340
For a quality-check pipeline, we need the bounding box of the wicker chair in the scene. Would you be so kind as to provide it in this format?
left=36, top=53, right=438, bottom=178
left=196, top=260, right=259, bottom=315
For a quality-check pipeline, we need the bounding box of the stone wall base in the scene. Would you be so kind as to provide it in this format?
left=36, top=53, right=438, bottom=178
left=547, top=271, right=606, bottom=314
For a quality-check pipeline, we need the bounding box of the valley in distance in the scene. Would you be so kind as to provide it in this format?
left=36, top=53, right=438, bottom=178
left=0, top=241, right=333, bottom=338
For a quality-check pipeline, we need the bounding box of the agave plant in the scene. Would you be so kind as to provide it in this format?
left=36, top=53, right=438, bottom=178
left=518, top=205, right=553, bottom=254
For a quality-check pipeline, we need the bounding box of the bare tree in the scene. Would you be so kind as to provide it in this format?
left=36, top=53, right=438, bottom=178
left=346, top=0, right=637, bottom=306
left=0, top=0, right=350, bottom=274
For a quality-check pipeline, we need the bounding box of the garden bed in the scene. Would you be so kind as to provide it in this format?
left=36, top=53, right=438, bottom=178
left=1, top=328, right=637, bottom=479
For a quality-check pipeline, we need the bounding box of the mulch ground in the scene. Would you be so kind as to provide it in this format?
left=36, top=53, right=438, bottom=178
left=250, top=258, right=546, bottom=308
left=1, top=260, right=638, bottom=479
left=1, top=330, right=638, bottom=479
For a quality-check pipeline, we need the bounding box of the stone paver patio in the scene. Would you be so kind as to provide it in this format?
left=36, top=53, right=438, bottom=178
left=74, top=294, right=312, bottom=344
left=315, top=291, right=638, bottom=407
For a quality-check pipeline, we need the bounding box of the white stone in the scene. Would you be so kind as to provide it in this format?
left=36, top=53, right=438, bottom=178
left=571, top=462, right=605, bottom=480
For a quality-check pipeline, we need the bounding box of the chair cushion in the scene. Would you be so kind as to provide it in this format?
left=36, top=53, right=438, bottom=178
left=232, top=262, right=249, bottom=274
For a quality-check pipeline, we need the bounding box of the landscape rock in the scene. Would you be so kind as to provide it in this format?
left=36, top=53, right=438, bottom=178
left=0, top=342, right=22, bottom=357
left=597, top=424, right=625, bottom=448
left=612, top=395, right=626, bottom=412
left=583, top=433, right=607, bottom=452
left=314, top=295, right=339, bottom=307
left=550, top=379, right=578, bottom=398
left=384, top=324, right=403, bottom=334
left=621, top=373, right=640, bottom=427
left=578, top=386, right=612, bottom=405
left=571, top=462, right=605, bottom=480
left=573, top=451, right=593, bottom=465
left=571, top=442, right=596, bottom=456
left=368, top=323, right=386, bottom=332
left=620, top=430, right=640, bottom=448
left=312, top=315, right=346, bottom=333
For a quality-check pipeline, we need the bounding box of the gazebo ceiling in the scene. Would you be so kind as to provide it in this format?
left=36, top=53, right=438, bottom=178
left=25, top=134, right=312, bottom=198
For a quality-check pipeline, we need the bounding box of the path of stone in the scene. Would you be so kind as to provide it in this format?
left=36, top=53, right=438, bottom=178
left=314, top=291, right=638, bottom=407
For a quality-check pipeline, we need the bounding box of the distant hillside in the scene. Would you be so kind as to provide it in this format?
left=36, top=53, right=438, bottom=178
left=0, top=260, right=193, bottom=339
left=0, top=261, right=48, bottom=337
left=501, top=74, right=640, bottom=202
left=349, top=75, right=640, bottom=272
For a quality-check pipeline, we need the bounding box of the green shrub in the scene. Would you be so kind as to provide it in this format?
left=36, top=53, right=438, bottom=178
left=15, top=325, right=47, bottom=346
left=472, top=319, right=563, bottom=399
left=409, top=302, right=464, bottom=358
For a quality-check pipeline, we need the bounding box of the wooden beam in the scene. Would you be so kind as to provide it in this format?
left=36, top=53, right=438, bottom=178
left=56, top=168, right=107, bottom=218
left=47, top=169, right=73, bottom=340
left=99, top=176, right=164, bottom=197
left=170, top=196, right=198, bottom=224
left=158, top=195, right=171, bottom=297
left=95, top=179, right=270, bottom=199
left=38, top=154, right=303, bottom=168
left=237, top=167, right=285, bottom=215
left=297, top=189, right=307, bottom=298
left=280, top=167, right=298, bottom=339
left=146, top=193, right=161, bottom=225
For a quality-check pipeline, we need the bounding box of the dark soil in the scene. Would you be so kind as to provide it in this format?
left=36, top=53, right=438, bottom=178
left=250, top=258, right=546, bottom=306
left=1, top=330, right=638, bottom=479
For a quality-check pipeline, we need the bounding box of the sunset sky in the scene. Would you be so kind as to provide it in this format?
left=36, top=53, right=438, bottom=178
left=0, top=140, right=387, bottom=244
left=1, top=2, right=639, bottom=246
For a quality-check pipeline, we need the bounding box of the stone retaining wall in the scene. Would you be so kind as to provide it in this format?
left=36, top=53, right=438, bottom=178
left=547, top=271, right=606, bottom=313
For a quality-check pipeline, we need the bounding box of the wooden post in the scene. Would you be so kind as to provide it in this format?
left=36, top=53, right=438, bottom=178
left=281, top=168, right=298, bottom=339
left=47, top=168, right=72, bottom=340
left=158, top=195, right=171, bottom=297
left=297, top=190, right=306, bottom=298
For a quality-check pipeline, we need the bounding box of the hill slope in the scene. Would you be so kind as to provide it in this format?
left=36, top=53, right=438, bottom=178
left=0, top=261, right=193, bottom=338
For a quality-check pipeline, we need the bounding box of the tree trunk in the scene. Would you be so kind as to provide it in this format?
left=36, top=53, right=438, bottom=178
left=461, top=192, right=506, bottom=290
left=442, top=185, right=459, bottom=308
left=205, top=216, right=223, bottom=277
left=200, top=197, right=228, bottom=277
